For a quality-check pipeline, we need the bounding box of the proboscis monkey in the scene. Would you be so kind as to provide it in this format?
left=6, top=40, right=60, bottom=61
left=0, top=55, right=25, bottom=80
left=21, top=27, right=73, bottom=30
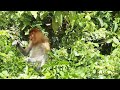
left=12, top=28, right=50, bottom=69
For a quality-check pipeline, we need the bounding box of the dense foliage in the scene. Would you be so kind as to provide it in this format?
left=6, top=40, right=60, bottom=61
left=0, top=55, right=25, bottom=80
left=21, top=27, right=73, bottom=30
left=0, top=11, right=120, bottom=79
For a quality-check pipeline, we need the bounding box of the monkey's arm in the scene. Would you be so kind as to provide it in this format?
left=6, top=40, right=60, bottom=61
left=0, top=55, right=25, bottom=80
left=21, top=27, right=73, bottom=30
left=42, top=41, right=50, bottom=52
left=12, top=40, right=32, bottom=56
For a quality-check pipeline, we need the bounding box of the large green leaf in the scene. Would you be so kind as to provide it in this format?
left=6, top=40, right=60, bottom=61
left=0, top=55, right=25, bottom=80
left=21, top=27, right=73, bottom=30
left=113, top=36, right=119, bottom=44
left=40, top=11, right=49, bottom=20
left=69, top=11, right=76, bottom=29
left=52, top=17, right=59, bottom=33
left=54, top=11, right=63, bottom=27
left=113, top=21, right=118, bottom=32
left=30, top=11, right=38, bottom=19
left=98, top=17, right=104, bottom=27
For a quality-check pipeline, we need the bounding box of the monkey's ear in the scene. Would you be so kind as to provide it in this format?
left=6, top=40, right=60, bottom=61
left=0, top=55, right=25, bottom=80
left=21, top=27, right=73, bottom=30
left=12, top=40, right=19, bottom=46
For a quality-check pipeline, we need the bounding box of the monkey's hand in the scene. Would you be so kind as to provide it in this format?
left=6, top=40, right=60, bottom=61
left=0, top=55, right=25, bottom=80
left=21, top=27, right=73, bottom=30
left=12, top=40, right=20, bottom=46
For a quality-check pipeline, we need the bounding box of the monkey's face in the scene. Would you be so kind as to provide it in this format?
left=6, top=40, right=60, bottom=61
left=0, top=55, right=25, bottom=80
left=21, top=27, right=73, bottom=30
left=29, top=32, right=35, bottom=41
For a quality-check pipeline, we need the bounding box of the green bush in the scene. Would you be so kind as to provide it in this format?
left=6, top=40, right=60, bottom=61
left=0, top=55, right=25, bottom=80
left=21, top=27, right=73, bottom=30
left=0, top=11, right=120, bottom=79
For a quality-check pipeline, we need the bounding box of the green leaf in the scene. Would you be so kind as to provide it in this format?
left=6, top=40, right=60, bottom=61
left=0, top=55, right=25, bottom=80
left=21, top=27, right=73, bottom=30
left=98, top=17, right=104, bottom=27
left=93, top=70, right=96, bottom=74
left=40, top=11, right=49, bottom=20
left=30, top=11, right=38, bottom=19
left=85, top=14, right=91, bottom=20
left=91, top=63, right=95, bottom=69
left=113, top=36, right=119, bottom=44
left=117, top=31, right=120, bottom=40
left=74, top=51, right=80, bottom=56
left=0, top=73, right=4, bottom=77
left=106, top=39, right=112, bottom=43
left=113, top=21, right=118, bottom=32
left=17, top=11, right=24, bottom=15
left=69, top=11, right=76, bottom=29
left=112, top=43, right=117, bottom=47
left=59, top=71, right=64, bottom=77
left=98, top=75, right=105, bottom=79
left=0, top=52, right=7, bottom=57
left=55, top=11, right=63, bottom=26
left=58, top=60, right=69, bottom=65
left=52, top=17, right=59, bottom=33
left=93, top=43, right=99, bottom=47
left=0, top=30, right=10, bottom=37
left=24, top=65, right=28, bottom=74
left=2, top=70, right=9, bottom=76
left=78, top=13, right=85, bottom=19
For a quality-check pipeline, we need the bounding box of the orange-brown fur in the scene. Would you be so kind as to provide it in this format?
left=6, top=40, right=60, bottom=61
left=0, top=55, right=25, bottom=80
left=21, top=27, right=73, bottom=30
left=29, top=28, right=49, bottom=46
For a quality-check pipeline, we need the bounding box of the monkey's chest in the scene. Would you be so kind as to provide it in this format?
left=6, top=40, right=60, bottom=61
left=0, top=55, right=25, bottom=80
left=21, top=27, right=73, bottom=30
left=30, top=45, right=45, bottom=58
